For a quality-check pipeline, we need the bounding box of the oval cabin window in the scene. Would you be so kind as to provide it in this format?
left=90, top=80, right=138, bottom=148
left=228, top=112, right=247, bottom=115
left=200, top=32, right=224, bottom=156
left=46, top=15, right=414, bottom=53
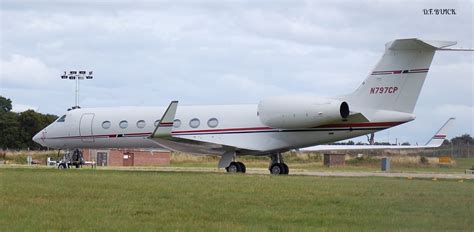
left=189, top=118, right=200, bottom=128
left=173, top=119, right=181, bottom=128
left=119, top=120, right=128, bottom=129
left=102, top=121, right=111, bottom=129
left=207, top=118, right=218, bottom=128
left=136, top=120, right=146, bottom=129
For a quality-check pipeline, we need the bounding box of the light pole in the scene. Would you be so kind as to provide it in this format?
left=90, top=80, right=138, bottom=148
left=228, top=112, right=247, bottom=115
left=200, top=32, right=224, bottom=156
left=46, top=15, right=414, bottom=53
left=61, top=71, right=93, bottom=108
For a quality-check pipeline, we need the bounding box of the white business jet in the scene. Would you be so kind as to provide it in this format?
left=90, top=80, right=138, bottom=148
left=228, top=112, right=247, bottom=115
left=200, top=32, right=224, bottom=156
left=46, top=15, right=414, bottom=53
left=33, top=38, right=469, bottom=174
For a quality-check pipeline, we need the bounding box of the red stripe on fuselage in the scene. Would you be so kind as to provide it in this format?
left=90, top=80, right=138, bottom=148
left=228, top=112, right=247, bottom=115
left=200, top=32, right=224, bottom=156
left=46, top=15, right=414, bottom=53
left=45, top=121, right=407, bottom=139
left=171, top=121, right=407, bottom=134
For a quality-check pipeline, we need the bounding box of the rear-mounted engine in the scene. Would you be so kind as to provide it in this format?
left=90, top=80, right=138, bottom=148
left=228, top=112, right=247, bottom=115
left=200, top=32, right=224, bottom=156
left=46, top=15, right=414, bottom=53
left=258, top=96, right=349, bottom=129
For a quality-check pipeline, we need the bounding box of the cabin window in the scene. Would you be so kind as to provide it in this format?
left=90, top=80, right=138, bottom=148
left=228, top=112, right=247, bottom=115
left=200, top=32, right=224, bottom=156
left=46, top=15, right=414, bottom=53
left=154, top=120, right=160, bottom=127
left=136, top=120, right=146, bottom=129
left=119, top=120, right=128, bottom=129
left=102, top=121, right=111, bottom=129
left=173, top=119, right=181, bottom=128
left=207, top=118, right=218, bottom=128
left=57, top=115, right=66, bottom=122
left=189, top=118, right=200, bottom=128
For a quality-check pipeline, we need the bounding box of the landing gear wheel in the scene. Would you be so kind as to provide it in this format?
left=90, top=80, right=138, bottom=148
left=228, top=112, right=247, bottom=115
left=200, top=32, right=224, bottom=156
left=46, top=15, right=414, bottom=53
left=236, top=162, right=246, bottom=173
left=270, top=163, right=282, bottom=175
left=226, top=162, right=241, bottom=173
left=270, top=163, right=289, bottom=175
left=280, top=163, right=289, bottom=175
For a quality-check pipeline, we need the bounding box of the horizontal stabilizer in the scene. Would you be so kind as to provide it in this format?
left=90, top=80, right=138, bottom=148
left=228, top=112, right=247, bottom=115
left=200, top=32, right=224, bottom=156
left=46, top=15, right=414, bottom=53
left=386, top=38, right=457, bottom=50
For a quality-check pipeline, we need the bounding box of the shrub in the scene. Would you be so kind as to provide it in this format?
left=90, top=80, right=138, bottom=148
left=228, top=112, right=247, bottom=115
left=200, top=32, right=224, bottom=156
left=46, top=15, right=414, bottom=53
left=420, top=156, right=429, bottom=165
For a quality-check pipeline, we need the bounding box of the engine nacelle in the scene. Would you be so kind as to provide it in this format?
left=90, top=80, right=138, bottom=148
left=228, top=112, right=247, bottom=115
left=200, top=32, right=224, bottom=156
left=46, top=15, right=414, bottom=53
left=257, top=96, right=349, bottom=129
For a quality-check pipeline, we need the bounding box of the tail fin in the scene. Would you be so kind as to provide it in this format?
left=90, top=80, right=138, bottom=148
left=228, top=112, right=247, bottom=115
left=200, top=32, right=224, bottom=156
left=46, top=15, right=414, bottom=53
left=348, top=38, right=456, bottom=113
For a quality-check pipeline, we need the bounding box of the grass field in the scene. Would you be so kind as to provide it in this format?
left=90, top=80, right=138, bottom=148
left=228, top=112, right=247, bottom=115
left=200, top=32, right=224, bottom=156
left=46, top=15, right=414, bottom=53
left=0, top=168, right=473, bottom=231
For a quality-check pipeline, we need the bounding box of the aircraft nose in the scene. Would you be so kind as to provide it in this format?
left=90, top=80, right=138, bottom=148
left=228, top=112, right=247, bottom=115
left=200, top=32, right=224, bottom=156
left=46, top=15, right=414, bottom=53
left=33, top=130, right=47, bottom=147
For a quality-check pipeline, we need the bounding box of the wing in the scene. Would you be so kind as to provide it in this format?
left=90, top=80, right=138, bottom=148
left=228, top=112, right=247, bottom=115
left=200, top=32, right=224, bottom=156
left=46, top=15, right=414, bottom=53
left=151, top=101, right=178, bottom=138
left=302, top=118, right=455, bottom=151
left=149, top=101, right=227, bottom=155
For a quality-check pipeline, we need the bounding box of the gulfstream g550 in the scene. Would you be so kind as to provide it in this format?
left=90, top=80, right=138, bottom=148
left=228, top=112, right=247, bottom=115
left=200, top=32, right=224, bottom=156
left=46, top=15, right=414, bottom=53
left=33, top=38, right=468, bottom=174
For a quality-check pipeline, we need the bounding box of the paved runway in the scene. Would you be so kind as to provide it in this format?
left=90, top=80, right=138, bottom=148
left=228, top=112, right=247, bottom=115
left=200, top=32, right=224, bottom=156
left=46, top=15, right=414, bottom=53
left=3, top=165, right=473, bottom=180
left=98, top=166, right=474, bottom=180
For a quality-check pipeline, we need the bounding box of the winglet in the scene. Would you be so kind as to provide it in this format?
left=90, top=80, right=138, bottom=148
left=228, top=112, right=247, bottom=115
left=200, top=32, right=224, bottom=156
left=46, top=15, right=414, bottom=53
left=151, top=101, right=178, bottom=138
left=425, top=117, right=455, bottom=147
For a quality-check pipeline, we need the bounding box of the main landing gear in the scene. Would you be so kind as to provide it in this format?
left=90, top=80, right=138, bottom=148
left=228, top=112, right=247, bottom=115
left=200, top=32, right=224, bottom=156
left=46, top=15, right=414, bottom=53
left=218, top=151, right=289, bottom=175
left=225, top=161, right=246, bottom=173
left=269, top=153, right=289, bottom=175
left=219, top=151, right=246, bottom=173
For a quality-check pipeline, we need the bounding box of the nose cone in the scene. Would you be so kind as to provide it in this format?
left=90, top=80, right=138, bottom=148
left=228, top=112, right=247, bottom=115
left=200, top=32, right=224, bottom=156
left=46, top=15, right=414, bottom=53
left=33, top=130, right=47, bottom=147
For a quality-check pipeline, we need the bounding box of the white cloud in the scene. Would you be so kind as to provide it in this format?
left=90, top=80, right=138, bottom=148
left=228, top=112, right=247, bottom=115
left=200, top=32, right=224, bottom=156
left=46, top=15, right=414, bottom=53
left=1, top=54, right=59, bottom=89
left=12, top=103, right=38, bottom=113
left=434, top=104, right=474, bottom=134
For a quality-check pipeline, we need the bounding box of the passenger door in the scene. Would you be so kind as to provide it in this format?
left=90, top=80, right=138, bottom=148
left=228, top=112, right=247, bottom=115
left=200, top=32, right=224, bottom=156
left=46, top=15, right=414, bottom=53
left=79, top=113, right=95, bottom=143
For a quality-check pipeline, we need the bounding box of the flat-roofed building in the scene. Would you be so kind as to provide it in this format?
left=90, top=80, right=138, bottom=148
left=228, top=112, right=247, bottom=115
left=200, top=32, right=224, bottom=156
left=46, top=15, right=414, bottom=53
left=82, top=148, right=170, bottom=167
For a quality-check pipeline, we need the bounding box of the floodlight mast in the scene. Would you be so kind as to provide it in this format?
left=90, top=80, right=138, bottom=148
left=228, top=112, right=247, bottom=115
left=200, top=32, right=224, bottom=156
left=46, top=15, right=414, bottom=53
left=61, top=71, right=93, bottom=108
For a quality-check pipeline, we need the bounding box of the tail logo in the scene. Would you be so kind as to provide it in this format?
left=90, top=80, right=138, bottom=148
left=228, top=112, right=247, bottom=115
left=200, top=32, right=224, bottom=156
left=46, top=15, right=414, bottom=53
left=371, top=68, right=429, bottom=76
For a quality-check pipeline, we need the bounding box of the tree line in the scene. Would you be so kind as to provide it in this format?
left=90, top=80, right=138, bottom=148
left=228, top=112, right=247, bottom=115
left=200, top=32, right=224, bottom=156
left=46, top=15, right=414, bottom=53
left=0, top=96, right=57, bottom=150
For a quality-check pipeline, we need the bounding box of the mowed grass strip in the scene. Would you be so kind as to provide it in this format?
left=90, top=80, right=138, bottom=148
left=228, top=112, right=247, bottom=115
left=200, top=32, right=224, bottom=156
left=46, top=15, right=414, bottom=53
left=0, top=168, right=472, bottom=231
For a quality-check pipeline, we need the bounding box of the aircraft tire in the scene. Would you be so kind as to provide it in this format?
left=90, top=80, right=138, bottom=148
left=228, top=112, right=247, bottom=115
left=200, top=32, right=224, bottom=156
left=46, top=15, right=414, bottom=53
left=270, top=163, right=284, bottom=175
left=226, top=162, right=241, bottom=173
left=280, top=163, right=289, bottom=175
left=236, top=162, right=246, bottom=173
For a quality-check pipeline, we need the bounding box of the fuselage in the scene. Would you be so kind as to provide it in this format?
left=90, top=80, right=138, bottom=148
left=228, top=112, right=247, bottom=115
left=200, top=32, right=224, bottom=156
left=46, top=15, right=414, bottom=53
left=33, top=104, right=413, bottom=155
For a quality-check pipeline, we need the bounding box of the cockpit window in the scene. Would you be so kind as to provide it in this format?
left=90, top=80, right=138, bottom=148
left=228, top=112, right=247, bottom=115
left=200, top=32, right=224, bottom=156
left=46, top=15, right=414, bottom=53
left=57, top=115, right=66, bottom=122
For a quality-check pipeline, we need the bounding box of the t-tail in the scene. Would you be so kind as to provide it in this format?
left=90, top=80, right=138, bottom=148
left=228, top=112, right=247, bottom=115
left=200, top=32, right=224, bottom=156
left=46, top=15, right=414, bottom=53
left=348, top=38, right=457, bottom=113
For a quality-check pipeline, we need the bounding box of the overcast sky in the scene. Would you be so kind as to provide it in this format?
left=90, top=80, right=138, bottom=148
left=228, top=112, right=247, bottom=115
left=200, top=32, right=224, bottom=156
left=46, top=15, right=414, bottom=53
left=1, top=0, right=473, bottom=144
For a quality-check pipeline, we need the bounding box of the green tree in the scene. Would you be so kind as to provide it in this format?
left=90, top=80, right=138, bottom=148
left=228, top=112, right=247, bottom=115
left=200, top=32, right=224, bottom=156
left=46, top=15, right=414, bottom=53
left=18, top=110, right=58, bottom=149
left=0, top=96, right=57, bottom=150
left=0, top=96, right=13, bottom=113
left=451, top=134, right=473, bottom=145
left=0, top=111, right=22, bottom=149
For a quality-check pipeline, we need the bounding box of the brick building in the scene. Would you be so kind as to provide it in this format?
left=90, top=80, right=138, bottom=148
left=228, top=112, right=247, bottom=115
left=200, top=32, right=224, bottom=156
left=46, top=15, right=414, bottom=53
left=323, top=154, right=346, bottom=167
left=82, top=148, right=171, bottom=167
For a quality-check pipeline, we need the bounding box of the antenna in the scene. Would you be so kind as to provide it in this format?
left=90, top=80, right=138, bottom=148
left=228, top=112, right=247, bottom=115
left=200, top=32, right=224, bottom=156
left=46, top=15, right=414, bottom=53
left=61, top=70, right=94, bottom=108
